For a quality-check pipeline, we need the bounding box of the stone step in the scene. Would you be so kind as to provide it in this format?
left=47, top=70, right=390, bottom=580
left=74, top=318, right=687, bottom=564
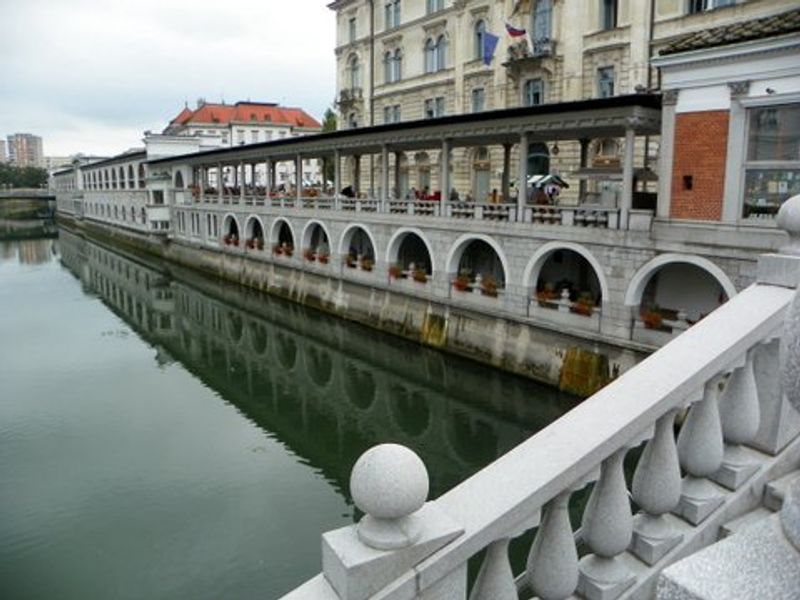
left=763, top=470, right=800, bottom=511
left=719, top=507, right=774, bottom=539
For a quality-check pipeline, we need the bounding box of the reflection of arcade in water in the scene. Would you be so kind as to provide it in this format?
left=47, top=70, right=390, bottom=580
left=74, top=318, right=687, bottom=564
left=59, top=229, right=574, bottom=498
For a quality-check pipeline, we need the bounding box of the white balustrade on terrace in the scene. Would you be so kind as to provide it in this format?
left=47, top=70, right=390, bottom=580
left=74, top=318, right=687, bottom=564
left=179, top=189, right=646, bottom=230
left=279, top=197, right=800, bottom=600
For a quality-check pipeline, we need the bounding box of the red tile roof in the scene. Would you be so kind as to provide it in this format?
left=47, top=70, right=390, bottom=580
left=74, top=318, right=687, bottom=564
left=167, top=102, right=321, bottom=130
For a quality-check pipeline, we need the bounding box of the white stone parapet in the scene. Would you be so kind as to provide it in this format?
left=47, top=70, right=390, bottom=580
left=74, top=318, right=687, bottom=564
left=279, top=196, right=800, bottom=600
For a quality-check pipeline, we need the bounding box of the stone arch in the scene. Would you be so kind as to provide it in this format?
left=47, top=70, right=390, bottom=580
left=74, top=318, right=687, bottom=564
left=118, top=166, right=126, bottom=189
left=301, top=220, right=332, bottom=254
left=275, top=331, right=297, bottom=371
left=387, top=384, right=430, bottom=438
left=625, top=254, right=737, bottom=321
left=222, top=213, right=240, bottom=239
left=249, top=322, right=268, bottom=355
left=445, top=233, right=509, bottom=281
left=523, top=242, right=610, bottom=306
left=245, top=215, right=265, bottom=241
left=343, top=362, right=376, bottom=410
left=385, top=228, right=436, bottom=273
left=270, top=218, right=295, bottom=249
left=338, top=223, right=377, bottom=260
left=128, top=165, right=135, bottom=187
left=445, top=413, right=499, bottom=466
left=226, top=310, right=243, bottom=343
left=305, top=344, right=333, bottom=388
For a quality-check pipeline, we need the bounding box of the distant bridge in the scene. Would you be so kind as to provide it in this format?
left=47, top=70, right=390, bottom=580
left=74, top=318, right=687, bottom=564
left=0, top=189, right=55, bottom=200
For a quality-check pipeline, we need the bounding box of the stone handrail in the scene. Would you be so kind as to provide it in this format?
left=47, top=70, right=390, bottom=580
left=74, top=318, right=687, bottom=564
left=281, top=211, right=800, bottom=600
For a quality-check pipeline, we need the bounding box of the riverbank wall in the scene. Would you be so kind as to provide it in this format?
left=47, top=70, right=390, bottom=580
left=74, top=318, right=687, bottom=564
left=58, top=214, right=647, bottom=396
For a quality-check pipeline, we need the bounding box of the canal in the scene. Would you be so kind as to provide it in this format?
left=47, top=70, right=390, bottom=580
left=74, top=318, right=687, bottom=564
left=0, top=229, right=578, bottom=599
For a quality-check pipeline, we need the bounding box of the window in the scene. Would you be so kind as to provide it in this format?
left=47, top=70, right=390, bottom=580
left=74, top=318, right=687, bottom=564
left=348, top=54, right=361, bottom=88
left=385, top=0, right=400, bottom=29
left=524, top=78, right=544, bottom=106
left=474, top=20, right=485, bottom=61
left=384, top=105, right=401, bottom=123
left=348, top=17, right=356, bottom=42
left=237, top=129, right=245, bottom=145
left=600, top=0, right=617, bottom=30
left=384, top=50, right=402, bottom=83
left=688, top=0, right=734, bottom=14
left=531, top=0, right=552, bottom=55
left=436, top=35, right=447, bottom=70
left=348, top=113, right=358, bottom=128
left=742, top=103, right=800, bottom=219
left=265, top=131, right=273, bottom=141
left=426, top=0, right=443, bottom=14
left=424, top=97, right=445, bottom=119
left=425, top=38, right=436, bottom=73
left=471, top=88, right=485, bottom=113
left=251, top=131, right=259, bottom=143
left=152, top=190, right=165, bottom=205
left=394, top=49, right=402, bottom=81
left=597, top=66, right=615, bottom=98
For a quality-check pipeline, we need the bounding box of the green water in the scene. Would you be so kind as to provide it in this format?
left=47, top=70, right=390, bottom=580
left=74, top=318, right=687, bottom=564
left=0, top=230, right=577, bottom=599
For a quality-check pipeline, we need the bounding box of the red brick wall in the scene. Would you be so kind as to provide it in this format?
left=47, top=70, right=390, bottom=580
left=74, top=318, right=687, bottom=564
left=670, top=110, right=729, bottom=221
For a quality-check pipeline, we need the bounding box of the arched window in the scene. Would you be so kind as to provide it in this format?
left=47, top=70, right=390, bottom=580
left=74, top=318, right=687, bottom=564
left=393, top=48, right=402, bottom=81
left=474, top=20, right=486, bottom=61
left=424, top=38, right=436, bottom=73
left=119, top=167, right=126, bottom=189
left=528, top=142, right=550, bottom=175
left=436, top=35, right=447, bottom=70
left=524, top=78, right=544, bottom=106
left=348, top=54, right=360, bottom=89
left=138, top=164, right=146, bottom=188
left=384, top=51, right=393, bottom=83
left=128, top=165, right=135, bottom=187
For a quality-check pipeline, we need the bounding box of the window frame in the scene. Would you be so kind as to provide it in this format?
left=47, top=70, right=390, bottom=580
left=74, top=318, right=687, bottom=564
left=600, top=0, right=618, bottom=31
left=471, top=87, right=486, bottom=113
left=523, top=78, right=544, bottom=107
left=597, top=66, right=615, bottom=98
left=474, top=20, right=486, bottom=61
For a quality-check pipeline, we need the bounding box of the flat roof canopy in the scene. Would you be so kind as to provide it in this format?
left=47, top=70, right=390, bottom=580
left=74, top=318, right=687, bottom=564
left=150, top=94, right=661, bottom=166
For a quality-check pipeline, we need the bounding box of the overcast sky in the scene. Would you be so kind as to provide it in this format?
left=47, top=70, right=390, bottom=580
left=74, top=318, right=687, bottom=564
left=0, top=0, right=336, bottom=157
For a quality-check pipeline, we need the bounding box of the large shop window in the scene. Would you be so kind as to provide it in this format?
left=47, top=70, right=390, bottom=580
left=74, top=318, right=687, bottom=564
left=742, top=103, right=800, bottom=219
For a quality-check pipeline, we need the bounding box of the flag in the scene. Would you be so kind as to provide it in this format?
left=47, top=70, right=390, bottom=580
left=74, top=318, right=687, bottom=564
left=505, top=22, right=527, bottom=38
left=482, top=32, right=499, bottom=66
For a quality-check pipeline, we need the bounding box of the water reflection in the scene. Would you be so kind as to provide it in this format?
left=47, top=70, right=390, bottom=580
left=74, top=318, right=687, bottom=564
left=58, top=228, right=577, bottom=498
left=0, top=238, right=58, bottom=265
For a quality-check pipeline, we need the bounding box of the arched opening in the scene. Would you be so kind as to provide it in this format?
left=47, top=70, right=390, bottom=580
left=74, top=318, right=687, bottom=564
left=306, top=345, right=333, bottom=387
left=452, top=239, right=506, bottom=297
left=227, top=311, right=243, bottom=342
left=347, top=54, right=360, bottom=89
left=415, top=152, right=430, bottom=193
left=128, top=165, right=135, bottom=188
left=387, top=230, right=433, bottom=282
left=636, top=262, right=730, bottom=333
left=272, top=220, right=295, bottom=255
left=474, top=20, right=485, bottom=60
left=388, top=384, right=430, bottom=437
left=245, top=217, right=265, bottom=251
left=341, top=226, right=376, bottom=270
left=223, top=215, right=240, bottom=246
left=250, top=323, right=267, bottom=355
left=138, top=164, right=146, bottom=189
left=446, top=413, right=498, bottom=465
left=302, top=222, right=331, bottom=262
left=435, top=34, right=447, bottom=70
left=119, top=166, right=126, bottom=189
left=534, top=249, right=603, bottom=316
left=174, top=171, right=185, bottom=189
left=528, top=142, right=550, bottom=176
left=276, top=332, right=297, bottom=370
left=424, top=38, right=436, bottom=73
left=473, top=147, right=491, bottom=202
left=343, top=362, right=375, bottom=410
left=140, top=208, right=146, bottom=224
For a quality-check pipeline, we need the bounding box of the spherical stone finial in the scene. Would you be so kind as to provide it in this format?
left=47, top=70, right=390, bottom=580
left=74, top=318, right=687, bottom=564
left=350, top=444, right=429, bottom=550
left=776, top=194, right=800, bottom=256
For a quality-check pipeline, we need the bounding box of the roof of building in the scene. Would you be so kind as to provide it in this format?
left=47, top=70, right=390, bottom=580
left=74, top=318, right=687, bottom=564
left=167, top=101, right=322, bottom=130
left=660, top=8, right=800, bottom=55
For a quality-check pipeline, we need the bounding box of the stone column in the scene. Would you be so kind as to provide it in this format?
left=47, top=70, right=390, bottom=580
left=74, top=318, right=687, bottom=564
left=353, top=155, right=361, bottom=196
left=296, top=155, right=303, bottom=202
left=517, top=133, right=529, bottom=221
left=620, top=125, right=636, bottom=229
left=394, top=151, right=403, bottom=200
left=217, top=163, right=223, bottom=201
left=334, top=150, right=341, bottom=205
left=441, top=138, right=451, bottom=212
left=578, top=138, right=589, bottom=202
left=381, top=144, right=389, bottom=206
left=502, top=143, right=511, bottom=203
left=265, top=159, right=272, bottom=199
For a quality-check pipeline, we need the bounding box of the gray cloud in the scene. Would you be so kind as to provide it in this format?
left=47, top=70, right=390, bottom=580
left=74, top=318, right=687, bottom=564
left=0, top=0, right=336, bottom=156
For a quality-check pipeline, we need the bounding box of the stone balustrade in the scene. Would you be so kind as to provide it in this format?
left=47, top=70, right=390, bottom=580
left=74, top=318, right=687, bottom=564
left=279, top=197, right=800, bottom=600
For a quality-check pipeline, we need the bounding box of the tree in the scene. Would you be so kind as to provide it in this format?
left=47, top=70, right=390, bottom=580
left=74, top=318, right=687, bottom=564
left=321, top=107, right=337, bottom=185
left=0, top=164, right=48, bottom=188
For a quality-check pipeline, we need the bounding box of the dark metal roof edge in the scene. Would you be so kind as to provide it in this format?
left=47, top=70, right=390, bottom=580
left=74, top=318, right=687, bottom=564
left=149, top=93, right=662, bottom=165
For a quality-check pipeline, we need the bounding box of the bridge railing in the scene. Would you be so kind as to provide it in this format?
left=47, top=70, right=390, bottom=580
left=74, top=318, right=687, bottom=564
left=280, top=201, right=800, bottom=600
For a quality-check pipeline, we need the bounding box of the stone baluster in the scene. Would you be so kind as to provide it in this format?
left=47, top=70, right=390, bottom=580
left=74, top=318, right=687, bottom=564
left=712, top=350, right=761, bottom=490
left=781, top=277, right=800, bottom=554
left=577, top=448, right=635, bottom=600
left=527, top=491, right=579, bottom=600
left=630, top=410, right=683, bottom=565
left=674, top=377, right=725, bottom=525
left=469, top=538, right=516, bottom=600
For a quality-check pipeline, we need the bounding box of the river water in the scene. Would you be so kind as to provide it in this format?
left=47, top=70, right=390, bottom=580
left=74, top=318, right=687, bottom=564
left=0, top=230, right=577, bottom=599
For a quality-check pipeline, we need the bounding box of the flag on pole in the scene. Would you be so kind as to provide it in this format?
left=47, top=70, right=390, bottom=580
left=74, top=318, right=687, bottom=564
left=505, top=22, right=527, bottom=38
left=482, top=32, right=500, bottom=66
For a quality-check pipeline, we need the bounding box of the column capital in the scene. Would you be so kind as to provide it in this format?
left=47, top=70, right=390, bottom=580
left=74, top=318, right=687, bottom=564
left=662, top=89, right=679, bottom=106
left=727, top=80, right=751, bottom=99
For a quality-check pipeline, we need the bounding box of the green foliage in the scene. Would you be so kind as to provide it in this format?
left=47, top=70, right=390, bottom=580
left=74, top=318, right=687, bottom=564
left=321, top=107, right=338, bottom=184
left=0, top=163, right=48, bottom=188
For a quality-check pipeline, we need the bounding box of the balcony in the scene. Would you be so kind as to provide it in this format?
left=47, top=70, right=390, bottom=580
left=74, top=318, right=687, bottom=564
left=503, top=37, right=557, bottom=80
left=336, top=87, right=363, bottom=108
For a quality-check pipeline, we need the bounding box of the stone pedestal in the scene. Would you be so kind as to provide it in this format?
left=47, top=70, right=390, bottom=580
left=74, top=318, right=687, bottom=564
left=577, top=555, right=636, bottom=600
left=673, top=476, right=725, bottom=525
left=630, top=513, right=683, bottom=565
left=710, top=444, right=760, bottom=491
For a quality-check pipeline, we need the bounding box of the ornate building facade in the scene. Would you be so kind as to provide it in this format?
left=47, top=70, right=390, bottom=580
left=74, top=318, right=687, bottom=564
left=328, top=0, right=796, bottom=201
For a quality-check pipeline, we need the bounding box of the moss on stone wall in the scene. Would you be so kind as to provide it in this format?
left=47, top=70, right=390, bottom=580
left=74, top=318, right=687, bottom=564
left=558, top=347, right=611, bottom=397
